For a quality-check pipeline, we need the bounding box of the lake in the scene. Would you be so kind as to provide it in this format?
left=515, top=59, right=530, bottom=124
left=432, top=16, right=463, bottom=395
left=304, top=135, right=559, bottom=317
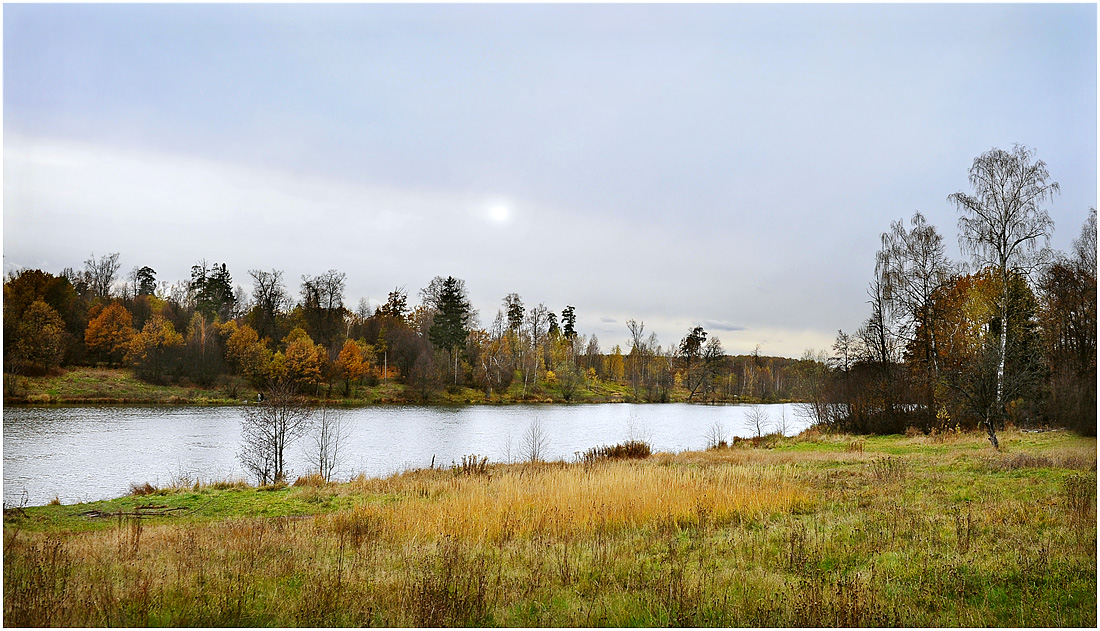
left=3, top=403, right=810, bottom=506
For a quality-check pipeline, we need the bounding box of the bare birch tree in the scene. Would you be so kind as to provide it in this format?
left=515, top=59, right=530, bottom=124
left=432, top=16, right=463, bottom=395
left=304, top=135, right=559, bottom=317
left=521, top=417, right=549, bottom=463
left=238, top=380, right=315, bottom=484
left=745, top=404, right=770, bottom=439
left=306, top=404, right=348, bottom=482
left=949, top=144, right=1059, bottom=448
left=879, top=212, right=957, bottom=421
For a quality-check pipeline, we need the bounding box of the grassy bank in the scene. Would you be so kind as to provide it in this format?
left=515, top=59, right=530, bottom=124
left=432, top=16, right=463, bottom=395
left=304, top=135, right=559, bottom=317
left=3, top=368, right=238, bottom=405
left=4, top=429, right=1095, bottom=626
left=3, top=366, right=719, bottom=406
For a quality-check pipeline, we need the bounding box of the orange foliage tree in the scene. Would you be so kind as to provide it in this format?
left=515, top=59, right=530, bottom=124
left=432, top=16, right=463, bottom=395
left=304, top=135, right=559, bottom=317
left=84, top=302, right=135, bottom=366
left=335, top=338, right=372, bottom=396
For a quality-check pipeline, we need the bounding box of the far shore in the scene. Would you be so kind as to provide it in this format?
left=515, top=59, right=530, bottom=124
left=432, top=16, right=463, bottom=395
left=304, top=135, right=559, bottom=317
left=4, top=366, right=789, bottom=408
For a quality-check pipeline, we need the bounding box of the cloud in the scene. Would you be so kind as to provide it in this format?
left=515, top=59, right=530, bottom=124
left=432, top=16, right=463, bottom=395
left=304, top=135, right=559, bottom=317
left=703, top=320, right=746, bottom=332
left=600, top=317, right=617, bottom=323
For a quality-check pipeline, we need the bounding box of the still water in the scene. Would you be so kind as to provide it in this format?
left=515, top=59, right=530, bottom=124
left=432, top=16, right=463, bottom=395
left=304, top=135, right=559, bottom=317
left=3, top=403, right=809, bottom=506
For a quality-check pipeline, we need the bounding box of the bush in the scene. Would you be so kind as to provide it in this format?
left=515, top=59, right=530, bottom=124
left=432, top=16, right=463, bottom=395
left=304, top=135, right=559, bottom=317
left=293, top=473, right=327, bottom=487
left=129, top=482, right=158, bottom=496
left=579, top=440, right=651, bottom=464
left=453, top=455, right=489, bottom=476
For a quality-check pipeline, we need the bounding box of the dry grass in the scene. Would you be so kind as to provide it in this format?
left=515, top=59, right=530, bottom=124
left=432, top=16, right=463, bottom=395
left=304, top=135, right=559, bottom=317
left=344, top=460, right=810, bottom=544
left=4, top=428, right=1096, bottom=627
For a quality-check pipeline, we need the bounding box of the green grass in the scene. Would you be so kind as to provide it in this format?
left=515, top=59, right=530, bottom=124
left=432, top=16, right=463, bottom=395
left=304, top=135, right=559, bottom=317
left=5, top=367, right=237, bottom=405
left=4, top=428, right=1095, bottom=626
left=6, top=366, right=730, bottom=406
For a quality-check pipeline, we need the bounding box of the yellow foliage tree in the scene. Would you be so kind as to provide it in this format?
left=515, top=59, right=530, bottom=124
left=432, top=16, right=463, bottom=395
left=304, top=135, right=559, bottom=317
left=609, top=345, right=626, bottom=382
left=126, top=315, right=183, bottom=383
left=222, top=321, right=273, bottom=387
left=84, top=302, right=136, bottom=366
left=283, top=328, right=325, bottom=392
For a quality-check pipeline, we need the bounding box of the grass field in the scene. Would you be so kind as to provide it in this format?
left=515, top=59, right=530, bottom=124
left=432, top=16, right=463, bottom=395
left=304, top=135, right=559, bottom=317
left=3, top=428, right=1095, bottom=626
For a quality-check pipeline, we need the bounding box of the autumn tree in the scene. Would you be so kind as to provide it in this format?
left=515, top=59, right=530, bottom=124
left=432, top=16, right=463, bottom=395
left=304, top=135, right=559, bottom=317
left=4, top=269, right=83, bottom=365
left=583, top=334, right=603, bottom=377
left=84, top=302, right=135, bottom=366
left=918, top=269, right=1043, bottom=434
left=126, top=315, right=184, bottom=383
left=473, top=313, right=511, bottom=396
left=501, top=293, right=526, bottom=384
left=181, top=312, right=225, bottom=386
left=223, top=321, right=272, bottom=387
left=12, top=300, right=68, bottom=375
left=851, top=268, right=906, bottom=433
left=949, top=145, right=1059, bottom=448
left=609, top=344, right=626, bottom=381
left=626, top=319, right=646, bottom=397
left=691, top=338, right=725, bottom=401
left=283, top=328, right=326, bottom=394
left=522, top=303, right=549, bottom=396
left=335, top=338, right=373, bottom=396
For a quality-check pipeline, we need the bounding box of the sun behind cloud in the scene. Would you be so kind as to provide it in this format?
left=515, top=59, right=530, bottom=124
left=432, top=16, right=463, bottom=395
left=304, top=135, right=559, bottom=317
left=486, top=201, right=511, bottom=223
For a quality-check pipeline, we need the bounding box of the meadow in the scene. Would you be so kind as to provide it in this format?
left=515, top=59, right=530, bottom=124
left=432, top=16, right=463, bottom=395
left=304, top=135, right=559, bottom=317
left=3, top=427, right=1095, bottom=626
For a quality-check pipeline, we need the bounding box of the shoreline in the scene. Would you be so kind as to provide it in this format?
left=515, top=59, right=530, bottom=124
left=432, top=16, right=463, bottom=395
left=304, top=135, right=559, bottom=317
left=4, top=366, right=790, bottom=408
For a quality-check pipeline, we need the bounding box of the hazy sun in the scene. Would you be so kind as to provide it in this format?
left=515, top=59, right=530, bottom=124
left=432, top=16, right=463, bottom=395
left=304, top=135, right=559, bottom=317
left=488, top=203, right=511, bottom=223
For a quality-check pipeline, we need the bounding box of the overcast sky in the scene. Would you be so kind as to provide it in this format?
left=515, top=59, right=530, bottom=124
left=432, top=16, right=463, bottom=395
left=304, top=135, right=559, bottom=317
left=4, top=3, right=1096, bottom=358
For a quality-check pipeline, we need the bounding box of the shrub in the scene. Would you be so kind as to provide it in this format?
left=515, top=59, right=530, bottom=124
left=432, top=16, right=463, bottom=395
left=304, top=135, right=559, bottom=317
left=453, top=455, right=489, bottom=476
left=579, top=440, right=651, bottom=464
left=128, top=482, right=157, bottom=496
left=293, top=473, right=327, bottom=487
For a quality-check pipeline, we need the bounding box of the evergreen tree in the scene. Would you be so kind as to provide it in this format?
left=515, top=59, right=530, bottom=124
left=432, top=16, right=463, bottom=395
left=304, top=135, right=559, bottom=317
left=427, top=276, right=473, bottom=384
left=191, top=261, right=236, bottom=321
left=561, top=305, right=577, bottom=339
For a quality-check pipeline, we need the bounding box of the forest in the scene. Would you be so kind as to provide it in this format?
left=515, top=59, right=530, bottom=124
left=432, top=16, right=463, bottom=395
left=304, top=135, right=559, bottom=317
left=4, top=146, right=1096, bottom=441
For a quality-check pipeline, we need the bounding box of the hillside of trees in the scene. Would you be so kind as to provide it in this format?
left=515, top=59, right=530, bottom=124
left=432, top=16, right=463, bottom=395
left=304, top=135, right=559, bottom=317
left=5, top=145, right=1095, bottom=440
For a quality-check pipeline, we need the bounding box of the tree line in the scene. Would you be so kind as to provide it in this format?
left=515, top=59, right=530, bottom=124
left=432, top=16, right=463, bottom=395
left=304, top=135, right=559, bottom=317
left=801, top=145, right=1096, bottom=443
left=4, top=257, right=821, bottom=404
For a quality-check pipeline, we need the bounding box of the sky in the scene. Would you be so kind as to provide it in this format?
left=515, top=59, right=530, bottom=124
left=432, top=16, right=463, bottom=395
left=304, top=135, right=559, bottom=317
left=4, top=3, right=1096, bottom=358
